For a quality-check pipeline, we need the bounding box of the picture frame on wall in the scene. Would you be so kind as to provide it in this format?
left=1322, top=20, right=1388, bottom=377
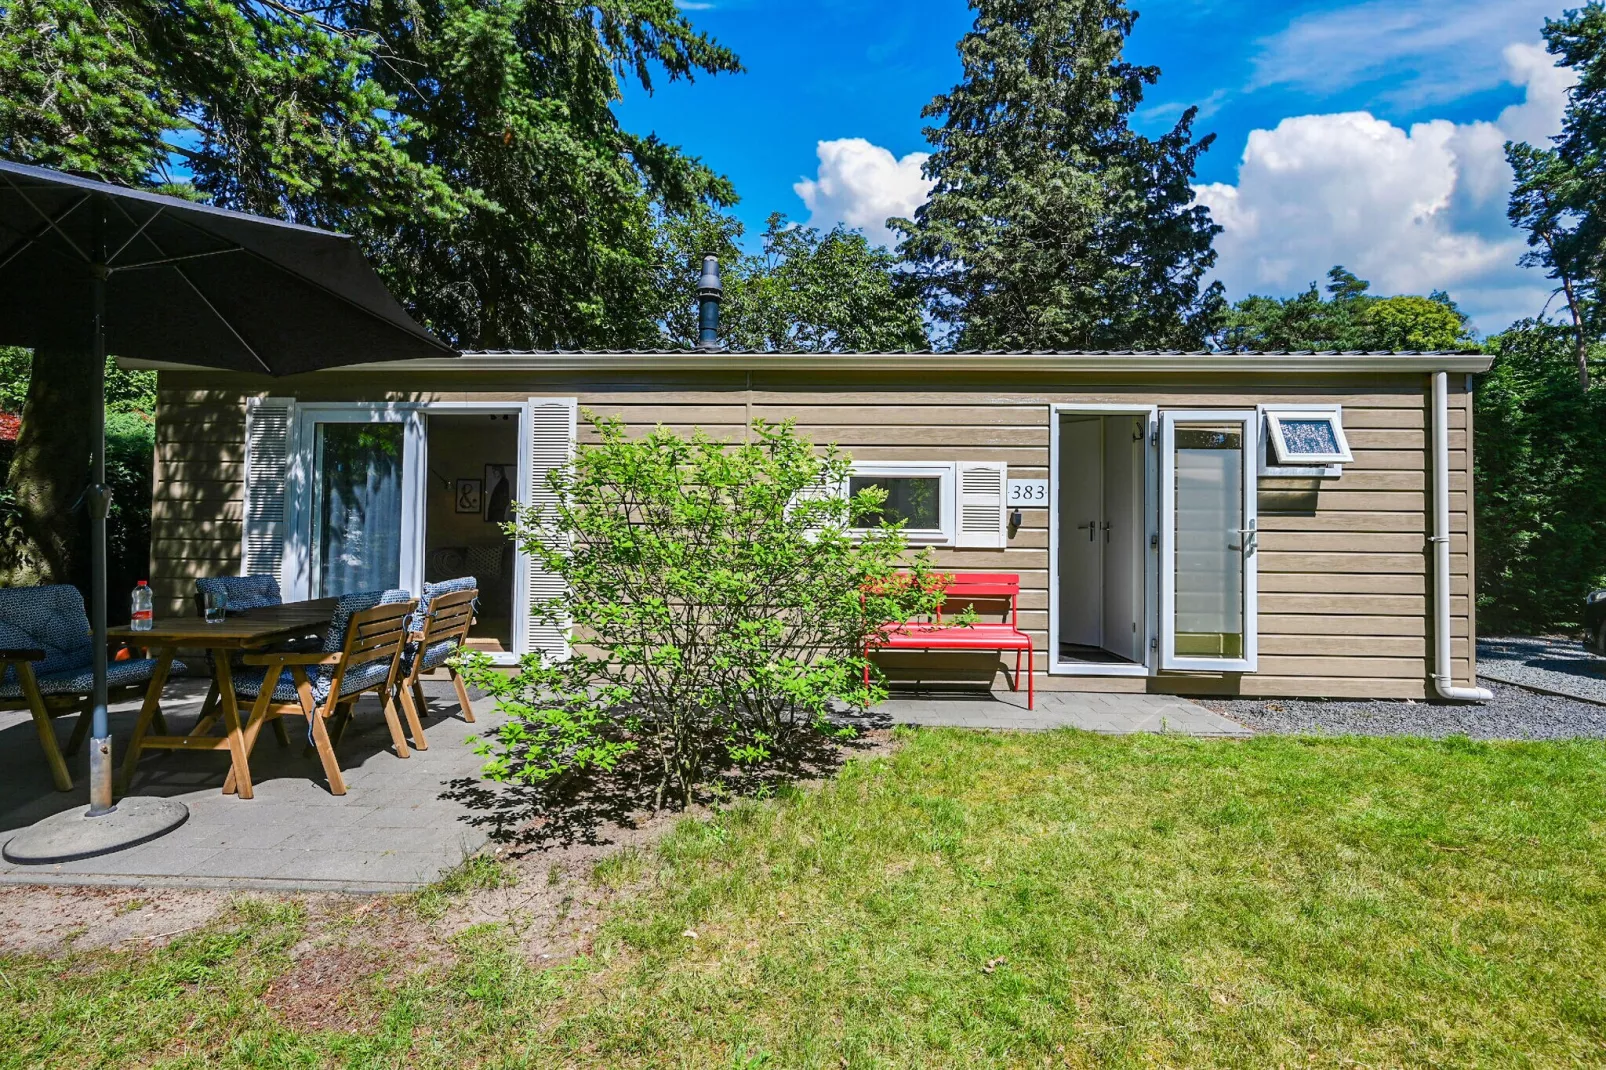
left=454, top=479, right=482, bottom=514
left=485, top=463, right=515, bottom=523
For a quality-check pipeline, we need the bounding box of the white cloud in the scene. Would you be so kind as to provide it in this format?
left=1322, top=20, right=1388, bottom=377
left=1250, top=0, right=1558, bottom=107
left=1196, top=42, right=1574, bottom=334
left=792, top=138, right=932, bottom=250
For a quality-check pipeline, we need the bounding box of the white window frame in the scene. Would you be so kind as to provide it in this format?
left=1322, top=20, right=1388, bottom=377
left=843, top=461, right=956, bottom=545
left=1048, top=403, right=1158, bottom=678
left=1160, top=410, right=1258, bottom=674
left=1259, top=404, right=1352, bottom=476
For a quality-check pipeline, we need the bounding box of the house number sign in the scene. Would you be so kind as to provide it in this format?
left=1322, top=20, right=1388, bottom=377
left=1007, top=479, right=1049, bottom=506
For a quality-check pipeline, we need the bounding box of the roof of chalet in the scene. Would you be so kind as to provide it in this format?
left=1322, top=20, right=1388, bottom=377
left=124, top=347, right=1495, bottom=375
left=466, top=348, right=1479, bottom=356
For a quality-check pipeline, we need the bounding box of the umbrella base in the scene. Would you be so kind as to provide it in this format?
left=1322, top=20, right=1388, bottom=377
left=3, top=797, right=189, bottom=865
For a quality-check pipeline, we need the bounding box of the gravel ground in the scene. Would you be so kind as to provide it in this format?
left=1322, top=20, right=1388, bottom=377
left=1477, top=635, right=1606, bottom=704
left=1202, top=679, right=1606, bottom=741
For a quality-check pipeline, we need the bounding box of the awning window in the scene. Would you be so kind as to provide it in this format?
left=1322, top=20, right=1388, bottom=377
left=1264, top=407, right=1352, bottom=466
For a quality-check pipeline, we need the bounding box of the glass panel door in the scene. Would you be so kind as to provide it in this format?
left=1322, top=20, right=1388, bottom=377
left=1160, top=411, right=1257, bottom=672
left=287, top=408, right=424, bottom=601
left=312, top=421, right=405, bottom=597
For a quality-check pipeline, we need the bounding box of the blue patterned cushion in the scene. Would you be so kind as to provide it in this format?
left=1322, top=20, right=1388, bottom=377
left=0, top=585, right=94, bottom=679
left=234, top=588, right=413, bottom=708
left=231, top=664, right=311, bottom=704
left=400, top=578, right=476, bottom=677
left=407, top=576, right=478, bottom=633
left=195, top=575, right=282, bottom=613
left=421, top=639, right=463, bottom=673
left=0, top=655, right=185, bottom=699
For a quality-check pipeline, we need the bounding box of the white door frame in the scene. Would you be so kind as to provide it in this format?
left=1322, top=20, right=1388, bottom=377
left=1158, top=409, right=1259, bottom=674
left=283, top=400, right=536, bottom=655
left=1048, top=404, right=1158, bottom=677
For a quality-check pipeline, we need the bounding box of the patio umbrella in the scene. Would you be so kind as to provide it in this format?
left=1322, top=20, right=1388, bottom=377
left=0, top=160, right=455, bottom=856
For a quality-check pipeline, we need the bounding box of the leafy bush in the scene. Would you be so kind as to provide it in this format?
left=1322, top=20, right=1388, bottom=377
left=105, top=410, right=154, bottom=598
left=0, top=407, right=152, bottom=605
left=463, top=417, right=951, bottom=808
left=1475, top=320, right=1606, bottom=632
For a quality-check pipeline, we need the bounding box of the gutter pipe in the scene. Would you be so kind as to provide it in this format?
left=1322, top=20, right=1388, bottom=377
left=1432, top=370, right=1492, bottom=702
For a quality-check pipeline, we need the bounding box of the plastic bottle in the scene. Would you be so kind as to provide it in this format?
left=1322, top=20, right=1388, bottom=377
left=131, top=580, right=154, bottom=632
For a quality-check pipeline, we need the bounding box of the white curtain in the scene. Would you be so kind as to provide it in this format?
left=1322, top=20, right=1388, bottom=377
left=314, top=422, right=404, bottom=598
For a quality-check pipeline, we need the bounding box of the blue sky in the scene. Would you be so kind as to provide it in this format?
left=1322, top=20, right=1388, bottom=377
left=616, top=0, right=1569, bottom=336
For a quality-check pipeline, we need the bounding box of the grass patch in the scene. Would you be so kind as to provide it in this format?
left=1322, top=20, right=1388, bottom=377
left=412, top=854, right=517, bottom=921
left=2, top=730, right=1604, bottom=1067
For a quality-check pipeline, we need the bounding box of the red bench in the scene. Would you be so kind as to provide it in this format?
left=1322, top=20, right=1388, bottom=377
left=866, top=572, right=1033, bottom=708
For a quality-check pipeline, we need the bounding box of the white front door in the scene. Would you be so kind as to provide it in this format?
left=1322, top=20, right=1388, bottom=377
left=1101, top=416, right=1146, bottom=663
left=1059, top=416, right=1103, bottom=648
left=1159, top=410, right=1258, bottom=673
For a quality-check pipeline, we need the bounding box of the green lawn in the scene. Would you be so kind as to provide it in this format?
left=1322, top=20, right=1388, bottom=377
left=4, top=728, right=1606, bottom=1068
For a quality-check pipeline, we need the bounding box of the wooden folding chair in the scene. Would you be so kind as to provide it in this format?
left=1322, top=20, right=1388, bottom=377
left=395, top=586, right=479, bottom=748
left=224, top=599, right=417, bottom=797
left=0, top=649, right=81, bottom=791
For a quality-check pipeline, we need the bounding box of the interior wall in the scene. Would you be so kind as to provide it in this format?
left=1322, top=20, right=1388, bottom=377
left=425, top=413, right=519, bottom=645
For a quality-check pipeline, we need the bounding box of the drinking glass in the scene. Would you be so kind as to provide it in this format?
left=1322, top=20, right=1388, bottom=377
left=203, top=590, right=227, bottom=624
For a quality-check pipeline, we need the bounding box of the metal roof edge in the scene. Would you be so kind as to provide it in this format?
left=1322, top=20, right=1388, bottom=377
left=126, top=350, right=1495, bottom=375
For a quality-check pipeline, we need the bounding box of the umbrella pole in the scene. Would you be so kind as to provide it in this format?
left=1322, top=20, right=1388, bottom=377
left=0, top=194, right=189, bottom=864
left=86, top=194, right=114, bottom=816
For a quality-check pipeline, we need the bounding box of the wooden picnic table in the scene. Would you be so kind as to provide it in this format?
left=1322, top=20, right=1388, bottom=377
left=112, top=597, right=340, bottom=800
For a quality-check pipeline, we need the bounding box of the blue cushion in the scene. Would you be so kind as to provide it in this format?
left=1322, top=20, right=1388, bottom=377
left=195, top=575, right=282, bottom=613
left=0, top=655, right=186, bottom=700
left=408, top=576, right=478, bottom=633
left=400, top=578, right=476, bottom=676
left=403, top=639, right=461, bottom=677
left=0, top=585, right=94, bottom=679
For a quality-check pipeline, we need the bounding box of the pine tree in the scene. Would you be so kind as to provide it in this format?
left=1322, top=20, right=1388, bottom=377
left=896, top=0, right=1222, bottom=351
left=0, top=0, right=740, bottom=586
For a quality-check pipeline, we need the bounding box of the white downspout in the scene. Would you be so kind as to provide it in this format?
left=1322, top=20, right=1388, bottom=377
left=1432, top=371, right=1492, bottom=702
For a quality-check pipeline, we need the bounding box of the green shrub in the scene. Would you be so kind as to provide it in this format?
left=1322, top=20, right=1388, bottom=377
left=1475, top=320, right=1606, bottom=632
left=462, top=416, right=952, bottom=808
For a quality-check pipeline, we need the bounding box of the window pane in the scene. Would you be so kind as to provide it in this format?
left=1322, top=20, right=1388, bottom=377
left=1279, top=418, right=1340, bottom=455
left=1173, top=424, right=1244, bottom=658
left=314, top=422, right=404, bottom=597
left=850, top=475, right=942, bottom=530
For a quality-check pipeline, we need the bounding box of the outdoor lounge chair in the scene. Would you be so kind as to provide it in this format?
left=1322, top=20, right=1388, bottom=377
left=395, top=579, right=480, bottom=747
left=194, top=573, right=283, bottom=616
left=0, top=584, right=179, bottom=791
left=224, top=589, right=418, bottom=796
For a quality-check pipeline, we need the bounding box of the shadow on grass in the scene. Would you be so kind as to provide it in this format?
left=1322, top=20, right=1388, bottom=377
left=439, top=704, right=893, bottom=855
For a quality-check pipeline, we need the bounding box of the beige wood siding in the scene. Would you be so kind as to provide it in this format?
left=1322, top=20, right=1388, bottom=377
left=149, top=368, right=1475, bottom=699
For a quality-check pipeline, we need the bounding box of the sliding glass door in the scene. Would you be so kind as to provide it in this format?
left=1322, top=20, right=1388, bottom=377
left=287, top=406, right=425, bottom=600
left=1159, top=411, right=1257, bottom=672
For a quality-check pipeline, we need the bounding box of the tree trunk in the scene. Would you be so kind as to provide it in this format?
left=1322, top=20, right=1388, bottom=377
left=1560, top=272, right=1590, bottom=391
left=2, top=347, right=98, bottom=588
left=1545, top=232, right=1590, bottom=392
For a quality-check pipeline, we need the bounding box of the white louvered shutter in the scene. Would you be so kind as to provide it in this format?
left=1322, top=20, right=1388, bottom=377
left=522, top=398, right=577, bottom=660
left=242, top=397, right=294, bottom=582
left=955, top=462, right=1008, bottom=548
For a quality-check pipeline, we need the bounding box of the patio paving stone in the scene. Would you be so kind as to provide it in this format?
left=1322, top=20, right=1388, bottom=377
left=2, top=674, right=1246, bottom=892
left=875, top=690, right=1249, bottom=736
left=0, top=676, right=506, bottom=893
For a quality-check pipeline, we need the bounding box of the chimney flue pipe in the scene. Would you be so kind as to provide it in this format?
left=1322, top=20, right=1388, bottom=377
left=696, top=255, right=722, bottom=350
